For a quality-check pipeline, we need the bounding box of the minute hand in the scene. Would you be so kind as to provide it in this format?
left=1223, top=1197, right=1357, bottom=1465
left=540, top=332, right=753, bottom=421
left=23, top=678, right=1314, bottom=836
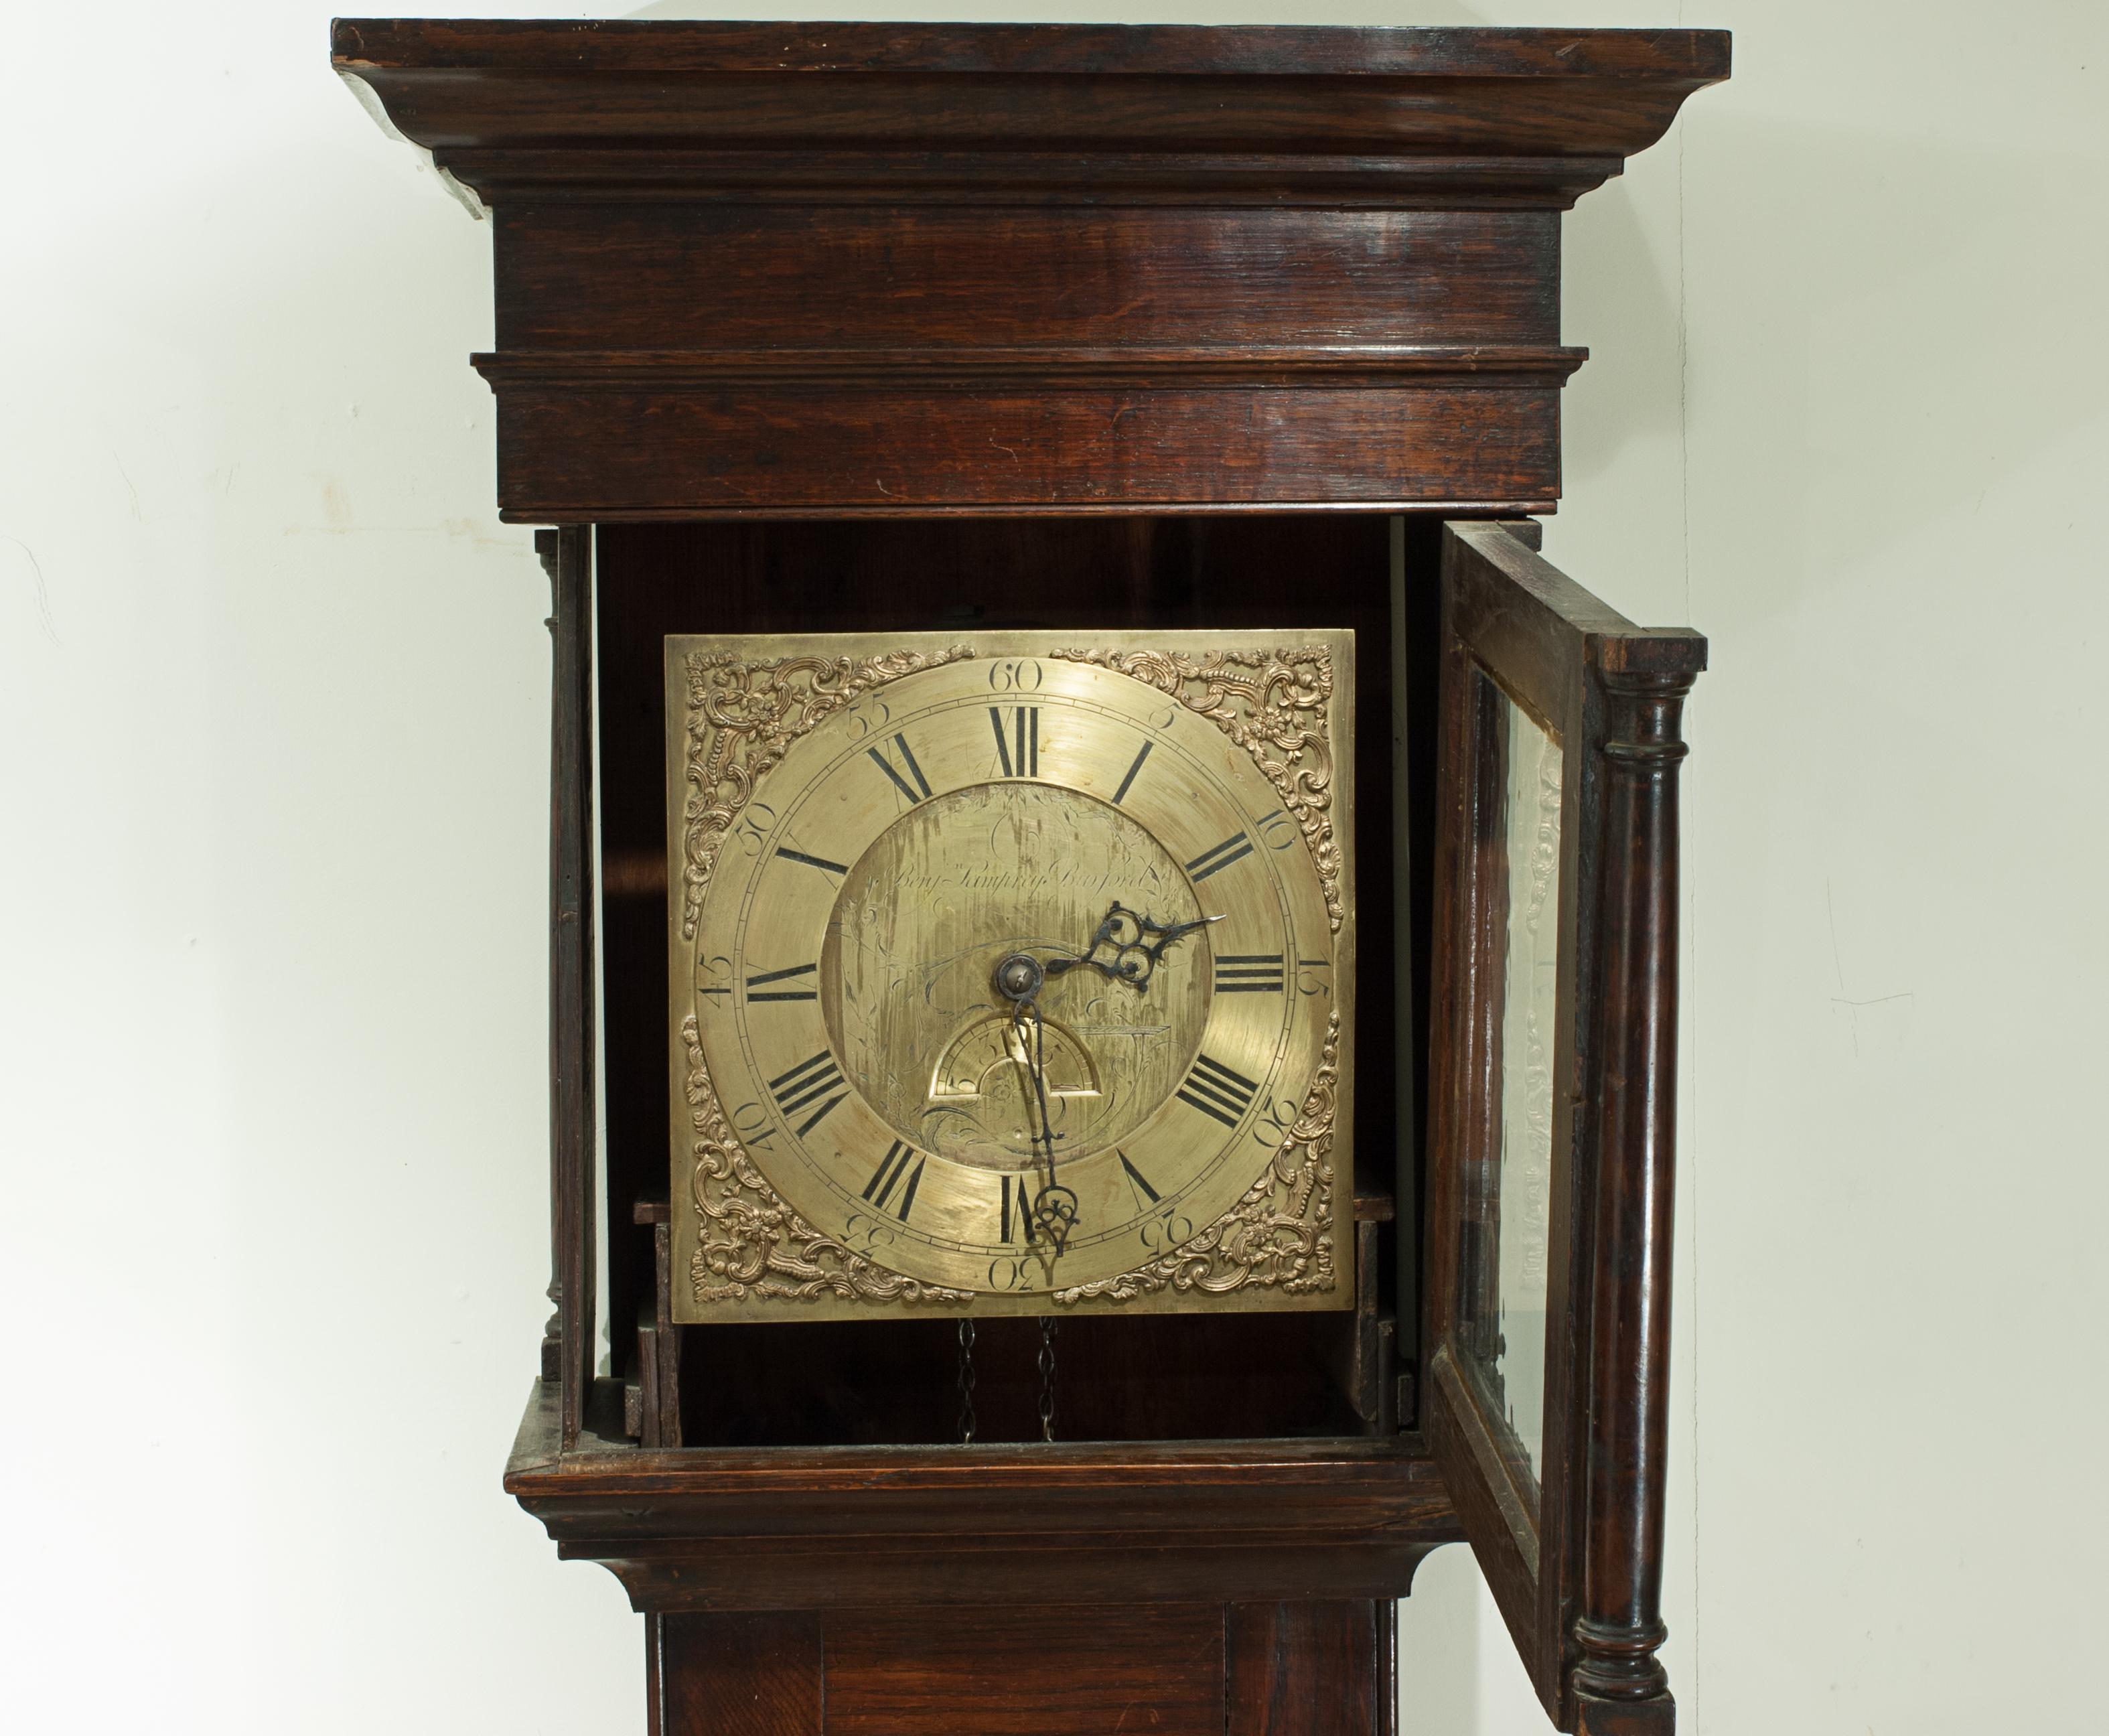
left=1043, top=901, right=1223, bottom=992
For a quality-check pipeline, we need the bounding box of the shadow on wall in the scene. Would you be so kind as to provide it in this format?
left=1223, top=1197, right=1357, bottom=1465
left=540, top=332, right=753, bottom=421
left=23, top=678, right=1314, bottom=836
left=1565, top=106, right=2105, bottom=598
left=1396, top=1541, right=1542, bottom=1732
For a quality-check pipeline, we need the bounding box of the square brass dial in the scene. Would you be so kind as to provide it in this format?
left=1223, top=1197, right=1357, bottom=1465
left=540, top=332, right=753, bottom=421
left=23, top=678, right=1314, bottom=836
left=665, top=631, right=1355, bottom=1322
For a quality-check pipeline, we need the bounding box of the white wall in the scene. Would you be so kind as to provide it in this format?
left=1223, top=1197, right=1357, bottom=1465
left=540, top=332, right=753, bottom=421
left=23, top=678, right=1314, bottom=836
left=5, top=3, right=2103, bottom=1732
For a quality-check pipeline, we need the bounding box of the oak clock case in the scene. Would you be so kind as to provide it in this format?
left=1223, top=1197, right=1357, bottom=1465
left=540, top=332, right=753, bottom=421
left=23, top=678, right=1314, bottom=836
left=669, top=634, right=1354, bottom=1323
left=335, top=19, right=1725, bottom=1736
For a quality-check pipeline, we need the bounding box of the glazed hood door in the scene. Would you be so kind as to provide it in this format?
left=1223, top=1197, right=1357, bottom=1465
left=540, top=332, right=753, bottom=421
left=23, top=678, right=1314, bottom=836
left=1423, top=522, right=1704, bottom=1735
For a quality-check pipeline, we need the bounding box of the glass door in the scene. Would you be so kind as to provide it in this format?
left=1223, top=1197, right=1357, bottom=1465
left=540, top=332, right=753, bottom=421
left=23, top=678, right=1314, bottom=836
left=1424, top=522, right=1704, bottom=1735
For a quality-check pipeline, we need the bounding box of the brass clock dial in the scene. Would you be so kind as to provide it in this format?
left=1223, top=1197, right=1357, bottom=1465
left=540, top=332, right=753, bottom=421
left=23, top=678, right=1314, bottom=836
left=667, top=633, right=1354, bottom=1321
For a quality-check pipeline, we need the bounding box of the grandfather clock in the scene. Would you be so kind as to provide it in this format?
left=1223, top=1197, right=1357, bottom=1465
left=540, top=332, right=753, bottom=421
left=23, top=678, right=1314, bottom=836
left=335, top=20, right=1727, bottom=1734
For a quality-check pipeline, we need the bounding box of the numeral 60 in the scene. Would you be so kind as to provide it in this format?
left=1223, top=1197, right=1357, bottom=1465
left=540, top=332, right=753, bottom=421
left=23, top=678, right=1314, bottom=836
left=988, top=660, right=1044, bottom=693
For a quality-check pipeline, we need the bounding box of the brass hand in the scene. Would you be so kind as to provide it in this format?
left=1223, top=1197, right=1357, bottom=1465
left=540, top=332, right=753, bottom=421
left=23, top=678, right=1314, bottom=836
left=1043, top=901, right=1224, bottom=993
left=993, top=952, right=1079, bottom=1257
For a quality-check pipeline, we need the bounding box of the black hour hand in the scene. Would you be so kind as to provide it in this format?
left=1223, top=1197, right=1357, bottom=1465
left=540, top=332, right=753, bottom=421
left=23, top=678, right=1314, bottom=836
left=1045, top=901, right=1222, bottom=992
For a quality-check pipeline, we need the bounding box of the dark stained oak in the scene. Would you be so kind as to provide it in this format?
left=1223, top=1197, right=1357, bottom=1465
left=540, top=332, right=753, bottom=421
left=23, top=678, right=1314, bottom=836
left=826, top=1606, right=1224, bottom=1736
left=506, top=1380, right=1457, bottom=1615
left=644, top=1601, right=1393, bottom=1736
left=654, top=1612, right=822, bottom=1736
left=483, top=376, right=1569, bottom=521
left=535, top=526, right=595, bottom=1449
left=334, top=19, right=1726, bottom=518
left=332, top=19, right=1729, bottom=163
left=590, top=513, right=1402, bottom=1450
left=1569, top=649, right=1700, bottom=1733
left=342, top=22, right=1723, bottom=1735
left=1227, top=1601, right=1392, bottom=1736
left=1423, top=524, right=1703, bottom=1732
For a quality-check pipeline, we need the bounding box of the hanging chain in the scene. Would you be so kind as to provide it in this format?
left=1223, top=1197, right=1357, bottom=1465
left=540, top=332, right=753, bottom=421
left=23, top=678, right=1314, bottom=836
left=1037, top=1317, right=1059, bottom=1443
left=956, top=1319, right=978, bottom=1445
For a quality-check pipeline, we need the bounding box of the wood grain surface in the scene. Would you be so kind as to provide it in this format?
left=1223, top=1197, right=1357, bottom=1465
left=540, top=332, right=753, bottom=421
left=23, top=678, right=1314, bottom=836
left=334, top=19, right=1727, bottom=518
left=646, top=1601, right=1394, bottom=1736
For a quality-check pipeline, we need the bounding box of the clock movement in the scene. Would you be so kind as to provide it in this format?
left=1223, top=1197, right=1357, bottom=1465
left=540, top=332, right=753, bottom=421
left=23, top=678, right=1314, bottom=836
left=336, top=19, right=1727, bottom=1735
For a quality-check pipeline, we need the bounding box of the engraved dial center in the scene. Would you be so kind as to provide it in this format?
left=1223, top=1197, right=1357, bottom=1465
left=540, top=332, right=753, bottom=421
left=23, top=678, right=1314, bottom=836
left=818, top=780, right=1210, bottom=1172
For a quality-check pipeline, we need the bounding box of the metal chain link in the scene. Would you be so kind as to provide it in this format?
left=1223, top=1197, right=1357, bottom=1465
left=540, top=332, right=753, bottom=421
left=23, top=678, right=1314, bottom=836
left=1037, top=1317, right=1059, bottom=1443
left=956, top=1319, right=978, bottom=1445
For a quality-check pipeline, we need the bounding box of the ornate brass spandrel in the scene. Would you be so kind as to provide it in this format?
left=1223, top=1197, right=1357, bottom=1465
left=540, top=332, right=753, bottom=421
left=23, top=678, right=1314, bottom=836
left=683, top=1015, right=973, bottom=1309
left=678, top=645, right=975, bottom=942
left=1051, top=646, right=1343, bottom=933
left=1053, top=1011, right=1339, bottom=1305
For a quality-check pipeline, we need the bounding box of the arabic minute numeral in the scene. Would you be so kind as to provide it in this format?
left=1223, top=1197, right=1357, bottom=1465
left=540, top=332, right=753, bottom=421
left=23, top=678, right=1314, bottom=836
left=735, top=800, right=778, bottom=857
left=729, top=1100, right=779, bottom=1151
left=1139, top=1210, right=1195, bottom=1253
left=1252, top=1097, right=1301, bottom=1149
left=1254, top=810, right=1299, bottom=851
left=842, top=697, right=891, bottom=741
left=987, top=660, right=1044, bottom=693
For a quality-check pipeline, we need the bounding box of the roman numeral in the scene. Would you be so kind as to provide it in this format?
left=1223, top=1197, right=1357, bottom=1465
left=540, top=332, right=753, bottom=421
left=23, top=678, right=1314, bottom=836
left=1116, top=1150, right=1160, bottom=1212
left=1214, top=953, right=1285, bottom=994
left=863, top=1141, right=927, bottom=1221
left=768, top=1050, right=847, bottom=1137
left=1000, top=1172, right=1037, bottom=1244
left=775, top=845, right=849, bottom=878
left=1185, top=831, right=1254, bottom=883
left=1177, top=1052, right=1260, bottom=1129
left=745, top=962, right=817, bottom=1003
left=1110, top=739, right=1153, bottom=806
left=867, top=733, right=932, bottom=805
left=989, top=705, right=1039, bottom=778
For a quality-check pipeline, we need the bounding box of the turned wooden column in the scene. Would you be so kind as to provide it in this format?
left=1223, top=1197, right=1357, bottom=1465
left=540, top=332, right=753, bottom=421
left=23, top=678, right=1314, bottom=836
left=1571, top=649, right=1702, bottom=1732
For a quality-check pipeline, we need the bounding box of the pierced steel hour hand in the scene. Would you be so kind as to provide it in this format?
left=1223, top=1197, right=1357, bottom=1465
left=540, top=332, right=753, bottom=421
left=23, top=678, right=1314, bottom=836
left=1043, top=901, right=1223, bottom=993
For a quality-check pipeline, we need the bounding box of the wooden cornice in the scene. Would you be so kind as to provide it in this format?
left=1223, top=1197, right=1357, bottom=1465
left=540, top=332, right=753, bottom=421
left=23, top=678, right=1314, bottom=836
left=335, top=19, right=1728, bottom=208
left=334, top=20, right=1728, bottom=519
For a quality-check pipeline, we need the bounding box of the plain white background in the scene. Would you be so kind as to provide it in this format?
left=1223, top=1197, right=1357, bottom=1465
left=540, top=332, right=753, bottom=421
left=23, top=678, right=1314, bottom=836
left=4, top=2, right=2104, bottom=1730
